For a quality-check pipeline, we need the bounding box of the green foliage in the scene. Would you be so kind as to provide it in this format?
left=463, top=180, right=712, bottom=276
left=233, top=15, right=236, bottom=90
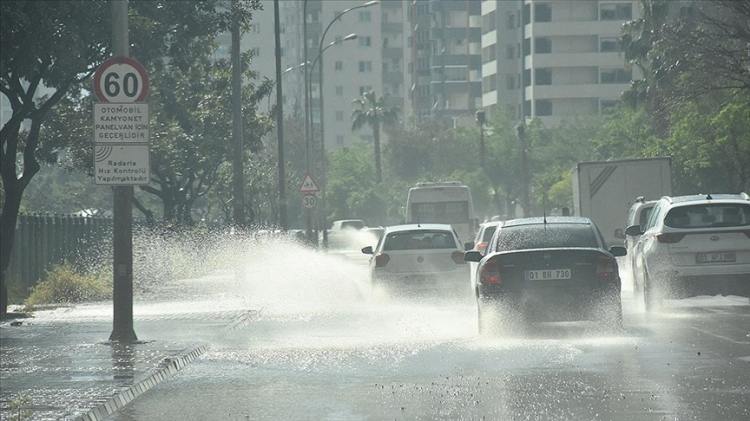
left=7, top=395, right=33, bottom=421
left=24, top=262, right=111, bottom=309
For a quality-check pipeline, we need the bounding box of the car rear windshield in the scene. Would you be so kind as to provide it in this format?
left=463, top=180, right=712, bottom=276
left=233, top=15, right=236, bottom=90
left=482, top=226, right=498, bottom=242
left=664, top=203, right=750, bottom=228
left=383, top=231, right=457, bottom=250
left=494, top=224, right=598, bottom=251
left=340, top=220, right=365, bottom=230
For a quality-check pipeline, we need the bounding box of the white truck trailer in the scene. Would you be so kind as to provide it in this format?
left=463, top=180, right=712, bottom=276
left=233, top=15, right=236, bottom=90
left=571, top=157, right=672, bottom=247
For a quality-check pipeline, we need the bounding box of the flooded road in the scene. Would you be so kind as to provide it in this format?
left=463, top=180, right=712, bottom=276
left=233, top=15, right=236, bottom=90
left=98, top=239, right=750, bottom=421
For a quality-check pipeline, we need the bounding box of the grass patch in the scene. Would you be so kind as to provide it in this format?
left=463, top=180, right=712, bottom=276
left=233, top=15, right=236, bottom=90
left=24, top=262, right=111, bottom=310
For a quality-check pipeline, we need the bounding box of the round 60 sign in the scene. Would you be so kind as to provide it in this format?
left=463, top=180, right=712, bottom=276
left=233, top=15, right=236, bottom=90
left=93, top=56, right=149, bottom=103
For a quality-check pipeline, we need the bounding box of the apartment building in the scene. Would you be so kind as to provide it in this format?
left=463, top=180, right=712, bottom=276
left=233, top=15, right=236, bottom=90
left=408, top=0, right=483, bottom=127
left=481, top=0, right=641, bottom=126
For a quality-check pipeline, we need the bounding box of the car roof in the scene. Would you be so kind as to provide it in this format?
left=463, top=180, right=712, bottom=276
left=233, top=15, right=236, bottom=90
left=384, top=223, right=456, bottom=233
left=501, top=216, right=592, bottom=227
left=662, top=193, right=750, bottom=204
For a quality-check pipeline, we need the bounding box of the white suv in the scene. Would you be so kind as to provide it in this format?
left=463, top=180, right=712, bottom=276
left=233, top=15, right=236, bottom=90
left=625, top=193, right=750, bottom=311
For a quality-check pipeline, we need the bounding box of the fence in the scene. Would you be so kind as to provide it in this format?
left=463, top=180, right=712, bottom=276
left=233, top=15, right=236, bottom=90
left=6, top=213, right=113, bottom=293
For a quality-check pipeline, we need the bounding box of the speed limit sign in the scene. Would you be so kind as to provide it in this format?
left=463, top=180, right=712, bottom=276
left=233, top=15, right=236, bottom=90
left=93, top=56, right=149, bottom=103
left=302, top=194, right=317, bottom=209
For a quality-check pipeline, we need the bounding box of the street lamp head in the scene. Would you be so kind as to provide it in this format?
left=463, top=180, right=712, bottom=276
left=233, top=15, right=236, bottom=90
left=343, top=33, right=358, bottom=41
left=363, top=1, right=380, bottom=7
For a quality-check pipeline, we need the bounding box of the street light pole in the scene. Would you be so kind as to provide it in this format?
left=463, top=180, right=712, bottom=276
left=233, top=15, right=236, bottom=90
left=273, top=0, right=287, bottom=230
left=314, top=0, right=379, bottom=250
left=308, top=34, right=357, bottom=249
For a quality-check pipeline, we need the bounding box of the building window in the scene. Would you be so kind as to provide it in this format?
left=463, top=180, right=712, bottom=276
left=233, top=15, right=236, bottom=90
left=535, top=3, right=552, bottom=23
left=358, top=36, right=372, bottom=47
left=359, top=86, right=373, bottom=96
left=535, top=68, right=552, bottom=85
left=536, top=99, right=552, bottom=116
left=506, top=12, right=516, bottom=29
left=600, top=3, right=632, bottom=21
left=335, top=110, right=344, bottom=121
left=600, top=37, right=619, bottom=52
left=335, top=61, right=343, bottom=71
left=335, top=85, right=343, bottom=96
left=535, top=37, right=551, bottom=54
left=600, top=68, right=631, bottom=83
left=359, top=61, right=373, bottom=72
left=506, top=44, right=515, bottom=60
left=506, top=74, right=516, bottom=90
left=359, top=10, right=371, bottom=22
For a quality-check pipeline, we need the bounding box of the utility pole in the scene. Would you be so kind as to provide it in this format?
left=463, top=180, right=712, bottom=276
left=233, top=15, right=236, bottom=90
left=109, top=0, right=137, bottom=344
left=231, top=0, right=245, bottom=229
left=274, top=0, right=287, bottom=230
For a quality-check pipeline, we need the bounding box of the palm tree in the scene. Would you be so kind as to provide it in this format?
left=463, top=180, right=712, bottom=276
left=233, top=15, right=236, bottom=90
left=351, top=90, right=400, bottom=183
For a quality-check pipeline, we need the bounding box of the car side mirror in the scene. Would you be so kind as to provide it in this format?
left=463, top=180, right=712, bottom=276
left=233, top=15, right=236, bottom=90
left=464, top=241, right=474, bottom=250
left=609, top=246, right=627, bottom=257
left=464, top=250, right=482, bottom=262
left=624, top=225, right=642, bottom=236
left=361, top=246, right=373, bottom=255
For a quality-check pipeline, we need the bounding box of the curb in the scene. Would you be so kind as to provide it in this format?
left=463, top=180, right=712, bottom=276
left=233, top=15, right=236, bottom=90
left=74, top=345, right=208, bottom=421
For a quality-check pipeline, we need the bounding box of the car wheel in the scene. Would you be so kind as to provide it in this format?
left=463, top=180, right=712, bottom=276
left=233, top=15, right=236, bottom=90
left=643, top=270, right=662, bottom=312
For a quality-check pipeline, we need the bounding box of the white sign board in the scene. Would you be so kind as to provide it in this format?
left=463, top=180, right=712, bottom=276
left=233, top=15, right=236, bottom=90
left=94, top=103, right=149, bottom=143
left=302, top=194, right=317, bottom=209
left=94, top=144, right=150, bottom=185
left=298, top=173, right=320, bottom=193
left=93, top=56, right=149, bottom=103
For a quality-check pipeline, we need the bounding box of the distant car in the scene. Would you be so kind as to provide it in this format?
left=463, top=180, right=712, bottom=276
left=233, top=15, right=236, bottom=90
left=468, top=221, right=502, bottom=254
left=361, top=224, right=470, bottom=298
left=331, top=219, right=365, bottom=231
left=626, top=193, right=750, bottom=311
left=624, top=197, right=657, bottom=281
left=464, top=216, right=626, bottom=334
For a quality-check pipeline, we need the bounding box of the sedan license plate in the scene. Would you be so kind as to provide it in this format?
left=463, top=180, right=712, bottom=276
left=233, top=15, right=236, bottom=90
left=696, top=252, right=736, bottom=264
left=525, top=269, right=571, bottom=281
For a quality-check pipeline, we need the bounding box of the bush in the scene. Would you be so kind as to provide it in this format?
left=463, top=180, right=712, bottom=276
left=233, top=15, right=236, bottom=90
left=24, top=262, right=111, bottom=309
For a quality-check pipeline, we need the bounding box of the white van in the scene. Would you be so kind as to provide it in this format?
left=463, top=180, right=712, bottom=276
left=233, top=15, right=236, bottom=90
left=405, top=181, right=475, bottom=244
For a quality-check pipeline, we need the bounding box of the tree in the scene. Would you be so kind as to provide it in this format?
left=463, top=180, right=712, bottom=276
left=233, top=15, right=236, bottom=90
left=351, top=91, right=400, bottom=183
left=0, top=1, right=261, bottom=315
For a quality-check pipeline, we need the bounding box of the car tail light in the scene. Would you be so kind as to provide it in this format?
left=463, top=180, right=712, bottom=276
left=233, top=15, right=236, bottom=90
left=480, top=259, right=502, bottom=285
left=375, top=253, right=390, bottom=267
left=596, top=256, right=617, bottom=281
left=655, top=232, right=686, bottom=243
left=476, top=242, right=487, bottom=254
left=451, top=250, right=466, bottom=264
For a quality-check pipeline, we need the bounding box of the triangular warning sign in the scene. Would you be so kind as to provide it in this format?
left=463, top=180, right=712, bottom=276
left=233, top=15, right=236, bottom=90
left=298, top=173, right=319, bottom=193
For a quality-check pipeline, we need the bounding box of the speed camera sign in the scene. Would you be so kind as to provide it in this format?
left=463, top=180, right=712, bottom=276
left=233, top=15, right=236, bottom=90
left=93, top=56, right=149, bottom=103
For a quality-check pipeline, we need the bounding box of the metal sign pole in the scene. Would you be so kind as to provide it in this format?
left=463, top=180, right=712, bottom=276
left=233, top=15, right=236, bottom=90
left=109, top=0, right=137, bottom=343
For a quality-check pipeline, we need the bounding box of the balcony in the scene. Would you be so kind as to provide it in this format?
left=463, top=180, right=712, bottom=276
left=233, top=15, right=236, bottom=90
left=431, top=80, right=481, bottom=96
left=432, top=27, right=481, bottom=40
left=383, top=70, right=403, bottom=85
left=381, top=22, right=403, bottom=33
left=432, top=54, right=481, bottom=68
left=526, top=83, right=630, bottom=100
left=382, top=47, right=402, bottom=59
left=526, top=20, right=625, bottom=37
left=527, top=52, right=624, bottom=69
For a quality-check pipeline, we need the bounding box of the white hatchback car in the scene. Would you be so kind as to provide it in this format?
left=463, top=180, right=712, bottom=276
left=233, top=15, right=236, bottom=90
left=626, top=193, right=750, bottom=311
left=361, top=224, right=470, bottom=298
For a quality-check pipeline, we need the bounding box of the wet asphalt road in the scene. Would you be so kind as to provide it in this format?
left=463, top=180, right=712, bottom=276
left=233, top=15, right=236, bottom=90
left=104, top=249, right=750, bottom=421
